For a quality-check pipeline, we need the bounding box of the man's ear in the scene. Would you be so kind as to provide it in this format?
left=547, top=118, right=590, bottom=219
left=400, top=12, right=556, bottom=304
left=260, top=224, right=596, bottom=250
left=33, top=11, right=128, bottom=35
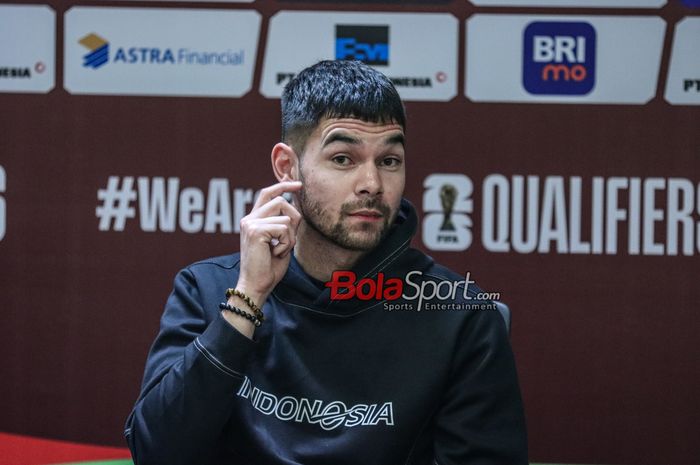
left=271, top=143, right=299, bottom=182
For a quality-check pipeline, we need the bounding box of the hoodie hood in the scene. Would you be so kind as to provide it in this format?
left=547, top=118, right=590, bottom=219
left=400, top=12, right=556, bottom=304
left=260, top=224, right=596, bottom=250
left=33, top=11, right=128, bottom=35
left=273, top=198, right=434, bottom=316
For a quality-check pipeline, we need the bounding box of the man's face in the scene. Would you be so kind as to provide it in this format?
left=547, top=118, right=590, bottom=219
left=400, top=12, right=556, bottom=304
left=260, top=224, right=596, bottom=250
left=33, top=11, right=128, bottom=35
left=295, top=117, right=405, bottom=251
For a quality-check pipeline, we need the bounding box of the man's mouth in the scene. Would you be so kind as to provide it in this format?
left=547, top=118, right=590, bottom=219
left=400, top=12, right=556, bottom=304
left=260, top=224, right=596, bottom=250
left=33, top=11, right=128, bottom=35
left=348, top=210, right=384, bottom=220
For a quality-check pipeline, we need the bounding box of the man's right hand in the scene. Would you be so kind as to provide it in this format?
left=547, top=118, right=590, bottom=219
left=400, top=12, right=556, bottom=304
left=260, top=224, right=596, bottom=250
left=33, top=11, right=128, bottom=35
left=233, top=181, right=303, bottom=314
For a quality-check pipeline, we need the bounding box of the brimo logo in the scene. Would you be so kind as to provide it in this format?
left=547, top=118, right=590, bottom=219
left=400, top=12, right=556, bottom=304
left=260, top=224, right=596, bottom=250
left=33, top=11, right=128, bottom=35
left=523, top=21, right=596, bottom=96
left=325, top=271, right=500, bottom=310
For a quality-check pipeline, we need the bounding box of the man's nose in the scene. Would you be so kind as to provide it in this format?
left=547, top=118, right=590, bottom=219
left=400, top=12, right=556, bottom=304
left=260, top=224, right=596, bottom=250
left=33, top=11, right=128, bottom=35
left=355, top=162, right=383, bottom=196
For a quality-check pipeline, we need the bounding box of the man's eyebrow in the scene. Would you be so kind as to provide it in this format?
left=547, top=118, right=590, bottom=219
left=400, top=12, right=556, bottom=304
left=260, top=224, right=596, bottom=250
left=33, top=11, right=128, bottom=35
left=321, top=131, right=406, bottom=148
left=322, top=132, right=360, bottom=148
left=385, top=133, right=405, bottom=147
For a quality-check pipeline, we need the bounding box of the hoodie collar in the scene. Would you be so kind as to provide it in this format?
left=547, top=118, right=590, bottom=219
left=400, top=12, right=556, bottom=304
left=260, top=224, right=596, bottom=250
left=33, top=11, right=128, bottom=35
left=274, top=198, right=433, bottom=316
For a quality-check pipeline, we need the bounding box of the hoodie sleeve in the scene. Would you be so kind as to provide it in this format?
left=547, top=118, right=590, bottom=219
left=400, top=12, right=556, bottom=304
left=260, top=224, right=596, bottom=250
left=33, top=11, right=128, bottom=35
left=124, top=267, right=255, bottom=465
left=433, top=308, right=528, bottom=465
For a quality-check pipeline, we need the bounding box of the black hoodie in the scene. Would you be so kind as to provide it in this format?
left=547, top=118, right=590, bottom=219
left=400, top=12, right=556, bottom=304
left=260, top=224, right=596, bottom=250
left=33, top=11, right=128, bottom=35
left=125, top=199, right=528, bottom=465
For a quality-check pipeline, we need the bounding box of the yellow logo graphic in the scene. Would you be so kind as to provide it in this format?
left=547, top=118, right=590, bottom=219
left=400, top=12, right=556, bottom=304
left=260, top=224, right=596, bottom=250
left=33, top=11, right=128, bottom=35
left=79, top=33, right=109, bottom=69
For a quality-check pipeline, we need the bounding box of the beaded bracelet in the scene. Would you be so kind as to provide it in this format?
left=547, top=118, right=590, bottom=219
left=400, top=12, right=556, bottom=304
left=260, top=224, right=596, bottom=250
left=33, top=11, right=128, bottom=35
left=225, top=288, right=264, bottom=321
left=219, top=302, right=262, bottom=327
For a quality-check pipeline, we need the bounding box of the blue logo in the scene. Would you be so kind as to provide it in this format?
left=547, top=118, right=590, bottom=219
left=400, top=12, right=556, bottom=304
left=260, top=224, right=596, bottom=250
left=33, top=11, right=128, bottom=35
left=335, top=25, right=389, bottom=66
left=77, top=33, right=245, bottom=69
left=523, top=22, right=596, bottom=96
left=682, top=0, right=700, bottom=6
left=79, top=33, right=109, bottom=69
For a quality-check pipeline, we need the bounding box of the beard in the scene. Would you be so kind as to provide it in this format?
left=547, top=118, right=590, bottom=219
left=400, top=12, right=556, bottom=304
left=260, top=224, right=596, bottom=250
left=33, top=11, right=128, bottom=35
left=296, top=170, right=396, bottom=252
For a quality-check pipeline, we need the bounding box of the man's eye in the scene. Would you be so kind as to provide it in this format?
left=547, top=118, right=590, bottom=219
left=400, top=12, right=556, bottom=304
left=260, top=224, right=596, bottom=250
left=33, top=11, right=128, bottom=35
left=381, top=157, right=402, bottom=167
left=332, top=155, right=352, bottom=166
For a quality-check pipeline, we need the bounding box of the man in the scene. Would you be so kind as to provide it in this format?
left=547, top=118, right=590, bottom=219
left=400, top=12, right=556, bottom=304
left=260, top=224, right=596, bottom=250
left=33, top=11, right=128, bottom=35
left=125, top=60, right=528, bottom=465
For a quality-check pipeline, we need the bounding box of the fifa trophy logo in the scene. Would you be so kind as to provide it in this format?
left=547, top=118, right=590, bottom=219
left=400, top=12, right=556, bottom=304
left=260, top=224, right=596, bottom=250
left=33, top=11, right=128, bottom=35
left=439, top=184, right=457, bottom=231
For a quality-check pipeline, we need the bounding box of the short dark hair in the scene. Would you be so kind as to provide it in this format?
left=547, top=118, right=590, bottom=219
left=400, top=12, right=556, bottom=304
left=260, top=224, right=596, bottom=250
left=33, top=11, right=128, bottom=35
left=281, top=60, right=406, bottom=154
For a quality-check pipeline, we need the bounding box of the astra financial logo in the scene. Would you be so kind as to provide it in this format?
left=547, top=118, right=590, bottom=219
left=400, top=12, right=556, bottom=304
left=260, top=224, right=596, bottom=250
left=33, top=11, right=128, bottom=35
left=79, top=33, right=109, bottom=69
left=77, top=32, right=245, bottom=70
left=335, top=25, right=389, bottom=66
left=523, top=21, right=596, bottom=96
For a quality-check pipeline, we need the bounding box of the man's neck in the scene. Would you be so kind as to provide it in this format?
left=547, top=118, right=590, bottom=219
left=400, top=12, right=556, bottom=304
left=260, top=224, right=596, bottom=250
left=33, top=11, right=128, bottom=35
left=293, top=221, right=367, bottom=283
